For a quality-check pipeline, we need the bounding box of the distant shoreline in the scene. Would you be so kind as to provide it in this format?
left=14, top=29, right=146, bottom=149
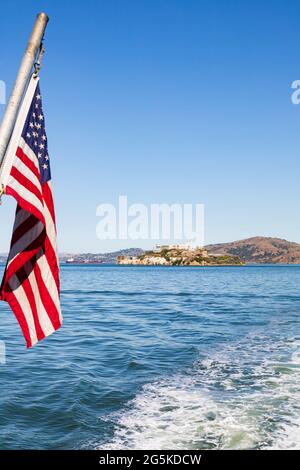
left=57, top=236, right=300, bottom=265
left=2, top=236, right=299, bottom=265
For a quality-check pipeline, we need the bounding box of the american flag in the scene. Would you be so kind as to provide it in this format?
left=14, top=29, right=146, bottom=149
left=0, top=76, right=62, bottom=347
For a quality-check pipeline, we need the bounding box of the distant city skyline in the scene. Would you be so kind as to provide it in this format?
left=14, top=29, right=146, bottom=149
left=1, top=0, right=300, bottom=252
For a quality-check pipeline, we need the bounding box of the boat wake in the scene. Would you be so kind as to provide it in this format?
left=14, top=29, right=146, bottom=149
left=99, top=335, right=300, bottom=450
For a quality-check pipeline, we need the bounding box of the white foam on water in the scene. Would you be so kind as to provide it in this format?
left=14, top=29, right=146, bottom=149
left=100, top=377, right=262, bottom=450
left=267, top=417, right=300, bottom=450
left=99, top=337, right=300, bottom=450
left=264, top=339, right=300, bottom=450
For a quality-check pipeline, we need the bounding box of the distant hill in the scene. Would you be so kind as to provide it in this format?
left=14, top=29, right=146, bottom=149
left=206, top=237, right=300, bottom=264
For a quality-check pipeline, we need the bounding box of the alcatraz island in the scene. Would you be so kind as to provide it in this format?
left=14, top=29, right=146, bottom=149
left=117, top=244, right=244, bottom=266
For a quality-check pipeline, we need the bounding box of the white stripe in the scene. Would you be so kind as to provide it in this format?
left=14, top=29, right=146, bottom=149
left=7, top=220, right=44, bottom=264
left=0, top=76, right=39, bottom=187
left=7, top=175, right=44, bottom=215
left=44, top=194, right=57, bottom=253
left=13, top=154, right=41, bottom=191
left=8, top=276, right=38, bottom=346
left=26, top=264, right=56, bottom=336
left=37, top=255, right=62, bottom=322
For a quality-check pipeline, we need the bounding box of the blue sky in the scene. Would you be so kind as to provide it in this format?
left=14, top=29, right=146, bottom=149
left=0, top=0, right=300, bottom=252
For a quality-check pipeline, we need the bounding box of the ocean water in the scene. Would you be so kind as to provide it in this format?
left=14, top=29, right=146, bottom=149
left=0, top=264, right=299, bottom=450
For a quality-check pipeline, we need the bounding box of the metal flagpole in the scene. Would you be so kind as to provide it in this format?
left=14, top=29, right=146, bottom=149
left=0, top=12, right=49, bottom=168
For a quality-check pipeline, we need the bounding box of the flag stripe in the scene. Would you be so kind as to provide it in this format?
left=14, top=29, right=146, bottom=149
left=10, top=166, right=43, bottom=204
left=42, top=182, right=56, bottom=224
left=37, top=255, right=61, bottom=319
left=17, top=269, right=45, bottom=342
left=10, top=214, right=39, bottom=247
left=13, top=207, right=31, bottom=231
left=4, top=228, right=46, bottom=284
left=26, top=264, right=56, bottom=335
left=6, top=185, right=45, bottom=222
left=34, top=260, right=62, bottom=327
left=16, top=145, right=40, bottom=180
left=7, top=220, right=45, bottom=263
left=14, top=154, right=41, bottom=190
left=44, top=236, right=60, bottom=290
left=5, top=290, right=35, bottom=347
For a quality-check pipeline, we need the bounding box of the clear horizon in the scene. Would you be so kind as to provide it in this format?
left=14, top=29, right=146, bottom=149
left=1, top=0, right=300, bottom=252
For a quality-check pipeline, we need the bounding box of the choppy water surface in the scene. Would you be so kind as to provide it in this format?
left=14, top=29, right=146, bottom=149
left=0, top=265, right=299, bottom=449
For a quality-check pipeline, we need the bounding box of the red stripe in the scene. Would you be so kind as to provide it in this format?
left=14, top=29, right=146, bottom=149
left=16, top=146, right=40, bottom=180
left=10, top=166, right=43, bottom=204
left=44, top=236, right=60, bottom=290
left=34, top=261, right=61, bottom=329
left=42, top=182, right=56, bottom=225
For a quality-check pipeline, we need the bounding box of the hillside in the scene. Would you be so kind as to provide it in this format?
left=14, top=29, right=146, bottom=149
left=206, top=237, right=300, bottom=264
left=59, top=248, right=144, bottom=264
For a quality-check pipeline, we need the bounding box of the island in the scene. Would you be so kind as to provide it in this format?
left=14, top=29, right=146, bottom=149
left=117, top=244, right=244, bottom=266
